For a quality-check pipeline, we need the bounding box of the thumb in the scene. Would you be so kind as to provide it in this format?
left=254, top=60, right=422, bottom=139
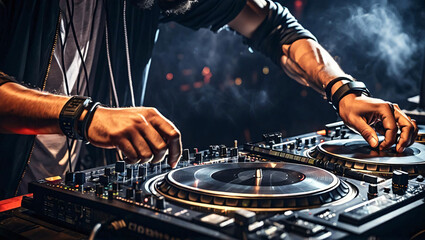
left=351, top=118, right=379, bottom=148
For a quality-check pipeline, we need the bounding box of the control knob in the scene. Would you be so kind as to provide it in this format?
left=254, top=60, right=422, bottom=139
left=115, top=161, right=125, bottom=173
left=75, top=172, right=86, bottom=185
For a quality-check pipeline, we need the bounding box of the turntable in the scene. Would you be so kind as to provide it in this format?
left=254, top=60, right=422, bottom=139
left=307, top=139, right=425, bottom=177
left=24, top=123, right=425, bottom=239
left=150, top=162, right=356, bottom=212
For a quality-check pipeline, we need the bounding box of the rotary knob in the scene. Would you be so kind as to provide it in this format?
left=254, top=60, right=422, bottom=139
left=65, top=172, right=75, bottom=184
left=156, top=196, right=166, bottom=209
left=367, top=184, right=378, bottom=199
left=182, top=149, right=190, bottom=162
left=95, top=184, right=105, bottom=196
left=75, top=172, right=86, bottom=185
left=126, top=187, right=134, bottom=199
left=135, top=190, right=143, bottom=202
left=126, top=168, right=133, bottom=179
left=195, top=152, right=203, bottom=163
left=104, top=167, right=112, bottom=176
left=115, top=161, right=125, bottom=173
left=99, top=175, right=109, bottom=186
left=392, top=170, right=408, bottom=195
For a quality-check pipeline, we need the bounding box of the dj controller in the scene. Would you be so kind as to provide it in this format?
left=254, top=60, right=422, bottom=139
left=23, top=122, right=425, bottom=239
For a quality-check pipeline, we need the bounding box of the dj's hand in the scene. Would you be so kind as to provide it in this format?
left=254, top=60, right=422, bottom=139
left=338, top=94, right=418, bottom=153
left=86, top=106, right=182, bottom=167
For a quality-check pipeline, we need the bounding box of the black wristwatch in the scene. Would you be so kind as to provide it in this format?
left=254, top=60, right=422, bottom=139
left=59, top=96, right=92, bottom=140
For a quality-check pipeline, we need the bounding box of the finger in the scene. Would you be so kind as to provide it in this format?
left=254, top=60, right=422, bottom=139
left=379, top=104, right=398, bottom=150
left=394, top=113, right=414, bottom=152
left=393, top=105, right=418, bottom=147
left=129, top=132, right=153, bottom=164
left=412, top=119, right=419, bottom=144
left=392, top=106, right=415, bottom=152
left=351, top=117, right=379, bottom=148
left=116, top=139, right=139, bottom=164
left=148, top=110, right=182, bottom=168
left=135, top=115, right=167, bottom=164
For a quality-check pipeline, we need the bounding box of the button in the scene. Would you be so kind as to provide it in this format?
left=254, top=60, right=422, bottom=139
left=182, top=149, right=190, bottom=162
left=126, top=188, right=134, bottom=199
left=195, top=152, right=203, bottom=163
left=393, top=170, right=408, bottom=195
left=115, top=161, right=125, bottom=173
left=65, top=172, right=74, bottom=184
left=144, top=195, right=154, bottom=205
left=126, top=168, right=133, bottom=179
left=138, top=166, right=147, bottom=178
left=230, top=147, right=238, bottom=157
left=219, top=145, right=227, bottom=157
left=234, top=209, right=256, bottom=227
left=104, top=168, right=112, bottom=176
left=96, top=184, right=104, bottom=196
left=108, top=189, right=115, bottom=200
left=368, top=184, right=378, bottom=199
left=156, top=196, right=166, bottom=209
left=295, top=138, right=302, bottom=147
left=112, top=181, right=119, bottom=191
left=99, top=175, right=109, bottom=185
left=417, top=175, right=424, bottom=182
left=135, top=190, right=143, bottom=202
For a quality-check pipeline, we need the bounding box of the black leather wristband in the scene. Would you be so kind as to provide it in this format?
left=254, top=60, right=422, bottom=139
left=59, top=96, right=92, bottom=140
left=81, top=102, right=102, bottom=143
left=331, top=81, right=371, bottom=112
left=325, top=76, right=354, bottom=103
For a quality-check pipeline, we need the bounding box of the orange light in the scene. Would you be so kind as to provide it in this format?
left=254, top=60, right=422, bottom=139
left=180, top=84, right=191, bottom=92
left=193, top=81, right=203, bottom=88
left=202, top=67, right=211, bottom=76
left=166, top=73, right=173, bottom=81
left=45, top=176, right=62, bottom=182
left=316, top=130, right=327, bottom=136
left=235, top=77, right=242, bottom=86
left=262, top=66, right=269, bottom=75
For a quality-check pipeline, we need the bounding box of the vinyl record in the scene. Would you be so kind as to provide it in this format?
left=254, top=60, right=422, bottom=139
left=317, top=139, right=425, bottom=166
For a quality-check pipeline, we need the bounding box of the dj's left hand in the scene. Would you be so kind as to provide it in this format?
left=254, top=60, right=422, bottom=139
left=338, top=94, right=418, bottom=153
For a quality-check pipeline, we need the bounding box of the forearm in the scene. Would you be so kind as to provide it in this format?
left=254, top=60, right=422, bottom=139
left=281, top=38, right=349, bottom=95
left=0, top=82, right=69, bottom=134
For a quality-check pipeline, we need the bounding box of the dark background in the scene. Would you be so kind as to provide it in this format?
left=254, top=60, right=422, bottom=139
left=144, top=0, right=425, bottom=150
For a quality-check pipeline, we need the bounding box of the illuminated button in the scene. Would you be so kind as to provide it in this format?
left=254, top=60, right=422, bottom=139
left=45, top=176, right=62, bottom=182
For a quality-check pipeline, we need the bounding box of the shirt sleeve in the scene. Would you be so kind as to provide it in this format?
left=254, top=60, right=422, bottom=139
left=243, top=1, right=317, bottom=65
left=160, top=0, right=247, bottom=32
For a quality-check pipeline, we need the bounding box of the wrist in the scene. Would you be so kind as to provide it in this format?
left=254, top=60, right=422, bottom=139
left=327, top=80, right=371, bottom=113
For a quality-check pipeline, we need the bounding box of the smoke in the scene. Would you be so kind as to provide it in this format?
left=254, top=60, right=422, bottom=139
left=312, top=0, right=425, bottom=101
left=347, top=4, right=417, bottom=77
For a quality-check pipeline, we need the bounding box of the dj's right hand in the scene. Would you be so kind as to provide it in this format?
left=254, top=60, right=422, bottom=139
left=86, top=107, right=182, bottom=167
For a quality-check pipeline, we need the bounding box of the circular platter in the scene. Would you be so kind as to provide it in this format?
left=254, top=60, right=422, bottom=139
left=149, top=162, right=356, bottom=212
left=307, top=139, right=425, bottom=177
